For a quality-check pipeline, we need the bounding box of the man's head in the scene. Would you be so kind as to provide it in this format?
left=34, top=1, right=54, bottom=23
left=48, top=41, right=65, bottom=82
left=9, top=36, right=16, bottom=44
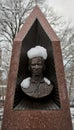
left=27, top=46, right=47, bottom=76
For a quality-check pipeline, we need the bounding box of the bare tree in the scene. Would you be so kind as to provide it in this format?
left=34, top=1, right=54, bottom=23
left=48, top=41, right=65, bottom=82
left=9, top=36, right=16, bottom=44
left=0, top=0, right=46, bottom=82
left=0, top=0, right=34, bottom=81
left=43, top=5, right=74, bottom=97
left=0, top=0, right=34, bottom=46
left=0, top=0, right=46, bottom=47
left=58, top=24, right=74, bottom=97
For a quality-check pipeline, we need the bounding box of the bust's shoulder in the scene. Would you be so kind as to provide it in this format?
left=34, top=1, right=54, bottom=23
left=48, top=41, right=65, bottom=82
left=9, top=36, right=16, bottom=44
left=21, top=77, right=31, bottom=88
left=43, top=77, right=51, bottom=85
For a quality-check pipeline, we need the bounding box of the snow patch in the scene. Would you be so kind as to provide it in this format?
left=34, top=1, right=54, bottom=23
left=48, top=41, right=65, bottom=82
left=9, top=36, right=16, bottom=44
left=21, top=77, right=31, bottom=88
left=44, top=77, right=51, bottom=85
left=27, top=46, right=47, bottom=60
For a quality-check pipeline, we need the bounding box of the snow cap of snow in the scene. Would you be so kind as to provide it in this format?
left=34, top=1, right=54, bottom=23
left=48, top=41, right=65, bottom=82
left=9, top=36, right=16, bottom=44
left=44, top=77, right=51, bottom=85
left=27, top=46, right=47, bottom=60
left=21, top=77, right=31, bottom=88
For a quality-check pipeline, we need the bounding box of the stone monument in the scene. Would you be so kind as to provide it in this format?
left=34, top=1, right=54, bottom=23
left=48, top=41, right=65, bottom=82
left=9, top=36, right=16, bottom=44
left=1, top=6, right=73, bottom=130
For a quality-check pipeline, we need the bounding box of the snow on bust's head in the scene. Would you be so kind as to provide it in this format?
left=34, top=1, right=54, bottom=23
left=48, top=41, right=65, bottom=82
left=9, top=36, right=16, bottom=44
left=27, top=46, right=47, bottom=60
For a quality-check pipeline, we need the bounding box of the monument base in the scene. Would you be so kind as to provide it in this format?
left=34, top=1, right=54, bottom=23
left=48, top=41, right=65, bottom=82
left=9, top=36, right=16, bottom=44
left=2, top=108, right=72, bottom=130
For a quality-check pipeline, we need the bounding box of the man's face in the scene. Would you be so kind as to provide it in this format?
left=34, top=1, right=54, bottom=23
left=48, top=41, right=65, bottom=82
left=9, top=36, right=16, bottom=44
left=30, top=57, right=44, bottom=76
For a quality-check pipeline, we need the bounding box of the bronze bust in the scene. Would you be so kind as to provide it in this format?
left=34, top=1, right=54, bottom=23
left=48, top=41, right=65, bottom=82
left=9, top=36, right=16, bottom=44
left=21, top=46, right=53, bottom=98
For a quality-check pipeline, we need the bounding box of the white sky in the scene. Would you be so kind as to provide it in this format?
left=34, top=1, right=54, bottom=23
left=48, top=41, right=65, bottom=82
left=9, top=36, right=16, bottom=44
left=46, top=0, right=74, bottom=25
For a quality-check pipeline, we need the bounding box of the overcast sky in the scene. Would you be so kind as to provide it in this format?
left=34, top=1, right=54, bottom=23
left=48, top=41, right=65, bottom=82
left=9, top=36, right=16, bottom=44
left=46, top=0, right=74, bottom=25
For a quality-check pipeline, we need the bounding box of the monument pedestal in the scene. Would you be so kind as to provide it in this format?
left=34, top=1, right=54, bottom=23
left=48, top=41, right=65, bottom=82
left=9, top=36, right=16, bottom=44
left=1, top=6, right=73, bottom=130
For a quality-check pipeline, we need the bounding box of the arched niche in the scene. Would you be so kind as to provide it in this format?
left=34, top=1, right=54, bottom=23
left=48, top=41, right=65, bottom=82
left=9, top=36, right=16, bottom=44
left=13, top=19, right=61, bottom=110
